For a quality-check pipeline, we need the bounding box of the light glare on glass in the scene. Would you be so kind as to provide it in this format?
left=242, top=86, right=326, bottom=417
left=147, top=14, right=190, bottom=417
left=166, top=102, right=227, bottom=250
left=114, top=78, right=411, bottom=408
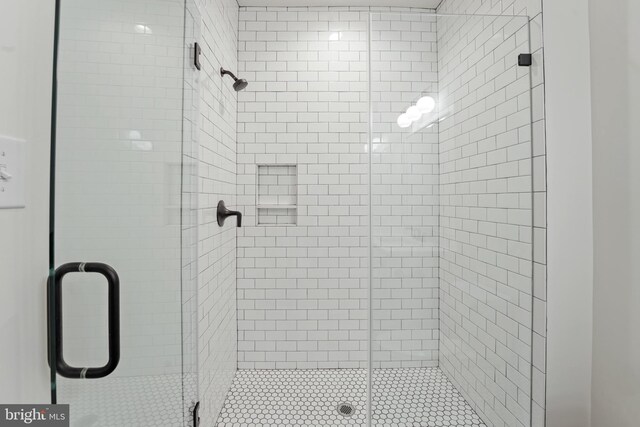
left=397, top=114, right=412, bottom=128
left=406, top=106, right=422, bottom=121
left=417, top=96, right=436, bottom=113
left=134, top=24, right=152, bottom=34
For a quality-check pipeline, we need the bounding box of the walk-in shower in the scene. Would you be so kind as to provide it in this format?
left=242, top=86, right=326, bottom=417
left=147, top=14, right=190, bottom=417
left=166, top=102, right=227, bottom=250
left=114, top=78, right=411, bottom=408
left=48, top=1, right=535, bottom=426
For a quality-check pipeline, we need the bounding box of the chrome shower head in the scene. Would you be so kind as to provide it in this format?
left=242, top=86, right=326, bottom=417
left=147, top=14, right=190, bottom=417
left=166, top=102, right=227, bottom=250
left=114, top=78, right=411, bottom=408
left=220, top=67, right=248, bottom=92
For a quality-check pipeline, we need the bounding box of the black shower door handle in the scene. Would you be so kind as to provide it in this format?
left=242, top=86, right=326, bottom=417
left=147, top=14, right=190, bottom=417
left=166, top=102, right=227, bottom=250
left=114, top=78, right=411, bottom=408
left=47, top=262, right=120, bottom=379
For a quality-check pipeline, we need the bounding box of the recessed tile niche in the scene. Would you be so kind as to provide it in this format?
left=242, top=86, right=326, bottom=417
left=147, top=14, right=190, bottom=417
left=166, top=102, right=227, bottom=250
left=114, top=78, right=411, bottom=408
left=256, top=164, right=297, bottom=225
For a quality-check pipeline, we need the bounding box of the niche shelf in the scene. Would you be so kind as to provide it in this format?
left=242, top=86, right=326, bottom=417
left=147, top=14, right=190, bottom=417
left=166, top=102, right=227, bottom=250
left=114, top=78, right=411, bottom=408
left=256, top=164, right=297, bottom=225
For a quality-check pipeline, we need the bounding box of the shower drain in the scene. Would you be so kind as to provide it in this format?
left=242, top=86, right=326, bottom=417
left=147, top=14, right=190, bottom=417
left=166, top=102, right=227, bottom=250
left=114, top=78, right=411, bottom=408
left=337, top=403, right=355, bottom=417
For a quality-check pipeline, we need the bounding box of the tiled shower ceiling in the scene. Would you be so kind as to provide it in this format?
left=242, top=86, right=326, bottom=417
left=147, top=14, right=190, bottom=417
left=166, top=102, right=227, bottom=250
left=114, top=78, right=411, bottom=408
left=237, top=0, right=443, bottom=8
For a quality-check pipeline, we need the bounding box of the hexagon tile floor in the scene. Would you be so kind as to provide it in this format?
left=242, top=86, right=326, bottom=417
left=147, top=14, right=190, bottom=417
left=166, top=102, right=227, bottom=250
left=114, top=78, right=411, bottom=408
left=58, top=373, right=197, bottom=427
left=215, top=368, right=487, bottom=426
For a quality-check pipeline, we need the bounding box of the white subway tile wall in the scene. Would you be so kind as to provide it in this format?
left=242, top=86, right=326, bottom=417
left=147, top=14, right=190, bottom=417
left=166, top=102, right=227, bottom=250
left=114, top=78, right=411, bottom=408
left=436, top=1, right=546, bottom=426
left=192, top=0, right=239, bottom=424
left=236, top=6, right=371, bottom=370
left=257, top=165, right=298, bottom=206
left=237, top=6, right=444, bottom=370
left=437, top=13, right=533, bottom=427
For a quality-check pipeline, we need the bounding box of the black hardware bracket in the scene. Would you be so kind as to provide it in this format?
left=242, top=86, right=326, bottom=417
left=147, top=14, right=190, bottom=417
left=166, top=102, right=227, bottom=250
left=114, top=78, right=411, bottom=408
left=194, top=42, right=201, bottom=70
left=518, top=53, right=533, bottom=67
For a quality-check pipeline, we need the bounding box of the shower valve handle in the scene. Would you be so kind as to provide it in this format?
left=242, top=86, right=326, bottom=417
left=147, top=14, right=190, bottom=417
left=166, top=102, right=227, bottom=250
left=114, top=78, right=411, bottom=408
left=217, top=200, right=242, bottom=227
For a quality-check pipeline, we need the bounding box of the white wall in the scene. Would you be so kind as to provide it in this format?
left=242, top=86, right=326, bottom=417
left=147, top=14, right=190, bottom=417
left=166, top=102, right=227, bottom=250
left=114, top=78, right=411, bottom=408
left=0, top=0, right=55, bottom=403
left=589, top=0, right=640, bottom=426
left=543, top=0, right=594, bottom=426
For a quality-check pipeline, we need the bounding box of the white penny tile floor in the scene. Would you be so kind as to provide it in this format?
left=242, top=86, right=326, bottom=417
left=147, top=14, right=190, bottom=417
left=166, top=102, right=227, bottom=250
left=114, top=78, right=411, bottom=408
left=216, top=368, right=486, bottom=427
left=58, top=373, right=196, bottom=427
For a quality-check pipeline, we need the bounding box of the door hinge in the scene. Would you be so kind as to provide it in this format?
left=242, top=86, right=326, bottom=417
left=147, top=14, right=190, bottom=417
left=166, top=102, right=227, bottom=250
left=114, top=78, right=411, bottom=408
left=192, top=401, right=200, bottom=427
left=518, top=53, right=533, bottom=67
left=194, top=42, right=202, bottom=70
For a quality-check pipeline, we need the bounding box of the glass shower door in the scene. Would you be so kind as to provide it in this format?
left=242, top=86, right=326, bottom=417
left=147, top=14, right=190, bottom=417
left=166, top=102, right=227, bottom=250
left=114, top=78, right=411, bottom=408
left=369, top=11, right=534, bottom=427
left=48, top=0, right=198, bottom=425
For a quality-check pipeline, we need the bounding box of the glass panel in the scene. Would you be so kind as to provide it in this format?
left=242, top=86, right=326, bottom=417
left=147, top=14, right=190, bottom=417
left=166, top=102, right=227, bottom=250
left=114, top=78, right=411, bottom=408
left=181, top=0, right=200, bottom=423
left=50, top=0, right=196, bottom=425
left=370, top=12, right=533, bottom=427
left=47, top=5, right=536, bottom=427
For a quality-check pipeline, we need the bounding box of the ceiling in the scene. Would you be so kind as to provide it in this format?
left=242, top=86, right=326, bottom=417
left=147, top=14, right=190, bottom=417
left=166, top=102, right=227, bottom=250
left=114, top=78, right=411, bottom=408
left=237, top=0, right=442, bottom=8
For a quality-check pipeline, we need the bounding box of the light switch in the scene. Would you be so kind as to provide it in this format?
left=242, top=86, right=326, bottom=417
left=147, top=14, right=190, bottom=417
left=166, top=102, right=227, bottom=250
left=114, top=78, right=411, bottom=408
left=0, top=135, right=26, bottom=209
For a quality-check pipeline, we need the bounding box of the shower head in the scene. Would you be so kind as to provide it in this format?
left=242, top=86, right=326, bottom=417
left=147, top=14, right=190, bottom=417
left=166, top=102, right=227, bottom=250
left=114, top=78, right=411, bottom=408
left=220, top=67, right=248, bottom=92
left=233, top=78, right=248, bottom=92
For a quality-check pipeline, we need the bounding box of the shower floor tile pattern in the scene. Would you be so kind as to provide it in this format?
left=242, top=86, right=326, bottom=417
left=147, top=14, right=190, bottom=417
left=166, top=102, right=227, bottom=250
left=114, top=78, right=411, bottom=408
left=216, top=368, right=486, bottom=426
left=58, top=373, right=196, bottom=427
